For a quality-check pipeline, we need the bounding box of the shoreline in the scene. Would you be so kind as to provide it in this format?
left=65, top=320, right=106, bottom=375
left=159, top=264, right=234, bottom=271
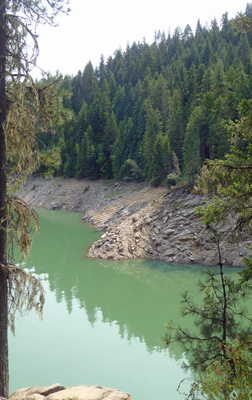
left=17, top=176, right=250, bottom=268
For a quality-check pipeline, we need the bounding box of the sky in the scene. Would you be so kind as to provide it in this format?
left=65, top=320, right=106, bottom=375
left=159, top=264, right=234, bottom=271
left=34, top=0, right=250, bottom=78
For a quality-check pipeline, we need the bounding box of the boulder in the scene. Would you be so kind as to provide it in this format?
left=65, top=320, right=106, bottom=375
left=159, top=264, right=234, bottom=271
left=10, top=384, right=65, bottom=400
left=10, top=384, right=132, bottom=400
left=46, top=385, right=131, bottom=400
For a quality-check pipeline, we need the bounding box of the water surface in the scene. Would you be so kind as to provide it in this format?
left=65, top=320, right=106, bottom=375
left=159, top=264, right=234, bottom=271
left=9, top=208, right=242, bottom=400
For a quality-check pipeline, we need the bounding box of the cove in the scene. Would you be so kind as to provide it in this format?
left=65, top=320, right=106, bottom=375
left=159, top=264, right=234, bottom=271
left=8, top=208, right=241, bottom=400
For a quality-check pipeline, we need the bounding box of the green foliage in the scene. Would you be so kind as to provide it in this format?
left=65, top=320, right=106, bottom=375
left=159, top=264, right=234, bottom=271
left=0, top=1, right=70, bottom=396
left=43, top=3, right=252, bottom=184
left=6, top=74, right=72, bottom=189
left=189, top=341, right=252, bottom=399
left=5, top=1, right=71, bottom=255
left=165, top=228, right=252, bottom=399
left=232, top=13, right=252, bottom=35
left=195, top=100, right=252, bottom=240
left=183, top=106, right=203, bottom=181
left=119, top=159, right=144, bottom=181
left=166, top=151, right=182, bottom=186
left=143, top=97, right=168, bottom=183
left=177, top=15, right=252, bottom=393
left=166, top=263, right=252, bottom=373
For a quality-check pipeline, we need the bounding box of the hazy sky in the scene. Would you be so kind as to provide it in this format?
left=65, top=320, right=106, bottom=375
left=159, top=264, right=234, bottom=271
left=34, top=0, right=249, bottom=78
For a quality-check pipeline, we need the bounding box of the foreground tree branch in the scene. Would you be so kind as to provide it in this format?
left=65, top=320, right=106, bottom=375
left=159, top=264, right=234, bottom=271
left=0, top=0, right=9, bottom=396
left=165, top=225, right=252, bottom=398
left=0, top=0, right=70, bottom=396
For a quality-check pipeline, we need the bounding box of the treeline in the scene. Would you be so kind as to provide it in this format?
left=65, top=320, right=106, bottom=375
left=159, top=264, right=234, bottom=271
left=41, top=3, right=252, bottom=185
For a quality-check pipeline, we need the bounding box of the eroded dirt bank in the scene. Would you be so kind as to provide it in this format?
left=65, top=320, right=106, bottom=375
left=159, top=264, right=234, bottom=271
left=18, top=176, right=250, bottom=267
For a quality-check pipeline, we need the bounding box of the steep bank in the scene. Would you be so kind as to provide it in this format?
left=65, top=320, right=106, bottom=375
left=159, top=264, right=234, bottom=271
left=18, top=176, right=250, bottom=267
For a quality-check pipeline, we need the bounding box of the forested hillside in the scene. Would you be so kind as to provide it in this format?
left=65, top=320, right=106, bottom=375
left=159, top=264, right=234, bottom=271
left=40, top=3, right=252, bottom=185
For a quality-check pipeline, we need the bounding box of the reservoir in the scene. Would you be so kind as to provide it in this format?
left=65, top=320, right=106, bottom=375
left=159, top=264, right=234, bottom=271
left=9, top=208, right=242, bottom=400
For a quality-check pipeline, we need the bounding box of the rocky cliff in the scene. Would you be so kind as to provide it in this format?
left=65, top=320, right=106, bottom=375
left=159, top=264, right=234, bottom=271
left=18, top=176, right=250, bottom=267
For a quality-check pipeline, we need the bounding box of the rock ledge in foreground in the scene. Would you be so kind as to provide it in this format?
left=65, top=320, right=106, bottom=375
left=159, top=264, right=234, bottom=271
left=10, top=383, right=132, bottom=400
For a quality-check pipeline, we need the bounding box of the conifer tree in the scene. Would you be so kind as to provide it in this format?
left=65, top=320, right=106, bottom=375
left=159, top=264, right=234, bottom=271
left=166, top=228, right=252, bottom=399
left=75, top=101, right=88, bottom=143
left=0, top=1, right=70, bottom=396
left=143, top=98, right=163, bottom=181
left=0, top=3, right=8, bottom=394
left=238, top=35, right=252, bottom=74
left=33, top=2, right=252, bottom=186
left=183, top=106, right=203, bottom=181
left=167, top=89, right=185, bottom=162
left=151, top=132, right=172, bottom=185
left=195, top=100, right=252, bottom=273
left=82, top=61, right=97, bottom=103
left=75, top=128, right=93, bottom=178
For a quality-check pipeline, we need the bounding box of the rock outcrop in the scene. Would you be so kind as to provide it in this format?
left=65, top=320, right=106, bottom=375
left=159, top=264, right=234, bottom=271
left=88, top=188, right=249, bottom=267
left=18, top=176, right=250, bottom=267
left=10, top=383, right=132, bottom=400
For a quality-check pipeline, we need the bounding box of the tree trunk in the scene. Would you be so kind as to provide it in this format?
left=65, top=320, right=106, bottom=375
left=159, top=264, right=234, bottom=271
left=0, top=0, right=9, bottom=397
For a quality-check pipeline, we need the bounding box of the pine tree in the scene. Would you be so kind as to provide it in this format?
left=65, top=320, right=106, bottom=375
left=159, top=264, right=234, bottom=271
left=31, top=2, right=252, bottom=187
left=97, top=79, right=111, bottom=140
left=75, top=101, right=88, bottom=143
left=167, top=89, right=185, bottom=162
left=0, top=3, right=8, bottom=394
left=151, top=132, right=172, bottom=185
left=143, top=98, right=164, bottom=182
left=100, top=111, right=117, bottom=178
left=111, top=130, right=122, bottom=179
left=166, top=227, right=252, bottom=397
left=71, top=70, right=84, bottom=114
left=183, top=106, right=203, bottom=181
left=0, top=1, right=70, bottom=396
left=238, top=34, right=252, bottom=74
left=82, top=61, right=97, bottom=103
left=75, top=127, right=93, bottom=178
left=195, top=100, right=252, bottom=245
left=201, top=37, right=214, bottom=66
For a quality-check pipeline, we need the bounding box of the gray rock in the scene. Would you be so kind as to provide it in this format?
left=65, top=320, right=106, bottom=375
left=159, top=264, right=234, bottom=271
left=181, top=195, right=201, bottom=207
left=172, top=216, right=185, bottom=223
left=18, top=177, right=250, bottom=267
left=181, top=208, right=197, bottom=218
left=51, top=204, right=61, bottom=210
left=161, top=228, right=175, bottom=238
left=177, top=235, right=193, bottom=242
left=160, top=209, right=169, bottom=218
left=163, top=248, right=178, bottom=257
left=174, top=230, right=192, bottom=241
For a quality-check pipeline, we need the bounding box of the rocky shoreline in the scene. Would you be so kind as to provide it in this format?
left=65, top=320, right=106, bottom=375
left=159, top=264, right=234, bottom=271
left=17, top=176, right=250, bottom=267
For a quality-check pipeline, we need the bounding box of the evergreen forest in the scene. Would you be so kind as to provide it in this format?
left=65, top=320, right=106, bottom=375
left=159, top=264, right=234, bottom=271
left=40, top=3, right=252, bottom=185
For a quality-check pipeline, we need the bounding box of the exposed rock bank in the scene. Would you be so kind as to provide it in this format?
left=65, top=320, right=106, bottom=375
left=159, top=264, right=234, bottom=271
left=87, top=189, right=249, bottom=267
left=10, top=383, right=132, bottom=400
left=18, top=176, right=250, bottom=267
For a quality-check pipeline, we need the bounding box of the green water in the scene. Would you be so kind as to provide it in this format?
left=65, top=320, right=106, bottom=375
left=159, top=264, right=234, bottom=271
left=8, top=208, right=242, bottom=400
